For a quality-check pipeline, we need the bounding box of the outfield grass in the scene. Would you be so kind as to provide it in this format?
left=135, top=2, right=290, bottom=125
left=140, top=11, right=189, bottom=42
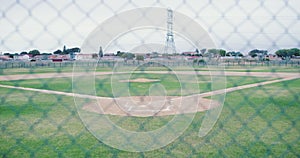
left=0, top=67, right=116, bottom=76
left=0, top=67, right=74, bottom=75
left=0, top=73, right=277, bottom=97
left=0, top=75, right=299, bottom=157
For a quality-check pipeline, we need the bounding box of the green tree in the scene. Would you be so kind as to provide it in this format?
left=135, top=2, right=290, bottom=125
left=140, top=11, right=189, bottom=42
left=219, top=49, right=226, bottom=57
left=42, top=53, right=52, bottom=55
left=290, top=48, right=300, bottom=56
left=207, top=49, right=226, bottom=57
left=53, top=49, right=62, bottom=54
left=136, top=55, right=144, bottom=63
left=28, top=49, right=40, bottom=57
left=207, top=49, right=218, bottom=55
left=249, top=49, right=258, bottom=57
left=249, top=49, right=268, bottom=58
left=227, top=51, right=243, bottom=57
left=4, top=53, right=13, bottom=58
left=116, top=51, right=125, bottom=57
left=127, top=53, right=135, bottom=59
left=121, top=52, right=135, bottom=60
left=275, top=49, right=286, bottom=57
left=61, top=46, right=80, bottom=55
left=20, top=51, right=27, bottom=55
left=275, top=48, right=300, bottom=59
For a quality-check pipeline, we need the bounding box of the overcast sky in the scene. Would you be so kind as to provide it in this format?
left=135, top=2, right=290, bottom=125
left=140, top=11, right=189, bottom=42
left=1, top=0, right=299, bottom=54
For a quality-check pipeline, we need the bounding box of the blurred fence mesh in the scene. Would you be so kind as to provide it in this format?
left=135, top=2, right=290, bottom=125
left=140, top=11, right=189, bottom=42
left=0, top=0, right=300, bottom=157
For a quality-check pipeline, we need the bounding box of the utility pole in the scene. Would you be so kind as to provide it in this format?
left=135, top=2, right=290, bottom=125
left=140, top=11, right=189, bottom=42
left=164, top=9, right=176, bottom=55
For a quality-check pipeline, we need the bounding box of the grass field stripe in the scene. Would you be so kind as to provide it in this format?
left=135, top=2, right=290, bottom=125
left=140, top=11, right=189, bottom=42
left=198, top=76, right=300, bottom=97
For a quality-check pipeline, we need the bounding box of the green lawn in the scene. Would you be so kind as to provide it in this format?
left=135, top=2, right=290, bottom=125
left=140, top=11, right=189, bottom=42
left=0, top=67, right=74, bottom=75
left=0, top=73, right=277, bottom=97
left=0, top=67, right=113, bottom=76
left=0, top=76, right=299, bottom=157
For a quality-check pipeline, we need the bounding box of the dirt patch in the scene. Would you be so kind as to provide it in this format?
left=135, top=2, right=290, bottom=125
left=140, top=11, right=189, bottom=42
left=82, top=95, right=220, bottom=117
left=119, top=78, right=160, bottom=83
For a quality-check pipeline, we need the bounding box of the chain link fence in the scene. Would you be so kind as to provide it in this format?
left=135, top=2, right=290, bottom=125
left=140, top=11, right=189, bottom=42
left=1, top=59, right=300, bottom=69
left=1, top=0, right=300, bottom=157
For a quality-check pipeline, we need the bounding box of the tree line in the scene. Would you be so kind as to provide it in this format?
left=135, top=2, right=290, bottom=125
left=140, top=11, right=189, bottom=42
left=2, top=46, right=81, bottom=58
left=184, top=48, right=300, bottom=60
left=2, top=47, right=300, bottom=60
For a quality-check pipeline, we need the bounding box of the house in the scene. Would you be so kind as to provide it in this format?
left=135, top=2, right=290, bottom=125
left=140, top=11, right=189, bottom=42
left=34, top=54, right=50, bottom=60
left=75, top=54, right=96, bottom=60
left=185, top=56, right=200, bottom=60
left=63, top=46, right=81, bottom=60
left=49, top=54, right=70, bottom=62
left=102, top=56, right=123, bottom=61
left=0, top=55, right=11, bottom=61
left=182, top=51, right=197, bottom=56
left=13, top=54, right=30, bottom=61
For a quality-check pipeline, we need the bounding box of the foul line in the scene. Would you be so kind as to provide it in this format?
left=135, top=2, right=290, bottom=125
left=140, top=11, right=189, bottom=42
left=0, top=84, right=105, bottom=100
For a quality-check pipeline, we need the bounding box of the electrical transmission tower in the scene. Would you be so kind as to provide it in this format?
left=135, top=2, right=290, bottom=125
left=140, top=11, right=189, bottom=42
left=164, top=9, right=176, bottom=55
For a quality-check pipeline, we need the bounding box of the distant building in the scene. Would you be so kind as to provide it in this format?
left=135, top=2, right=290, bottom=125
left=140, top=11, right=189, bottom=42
left=34, top=54, right=50, bottom=60
left=187, top=56, right=200, bottom=60
left=49, top=54, right=70, bottom=62
left=13, top=54, right=30, bottom=61
left=104, top=53, right=115, bottom=56
left=62, top=45, right=81, bottom=60
left=267, top=54, right=278, bottom=60
left=75, top=54, right=96, bottom=60
left=0, top=55, right=11, bottom=61
left=102, top=56, right=123, bottom=61
left=182, top=51, right=197, bottom=56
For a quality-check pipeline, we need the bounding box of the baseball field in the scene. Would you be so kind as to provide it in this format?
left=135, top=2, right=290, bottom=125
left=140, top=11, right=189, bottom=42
left=0, top=65, right=299, bottom=157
